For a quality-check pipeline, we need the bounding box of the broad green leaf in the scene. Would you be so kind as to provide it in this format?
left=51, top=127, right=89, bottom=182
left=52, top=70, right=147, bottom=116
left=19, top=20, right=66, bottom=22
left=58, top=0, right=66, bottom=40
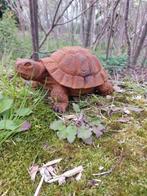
left=88, top=116, right=101, bottom=126
left=16, top=108, right=32, bottom=117
left=57, top=129, right=67, bottom=139
left=65, top=125, right=77, bottom=143
left=50, top=120, right=65, bottom=131
left=67, top=134, right=76, bottom=143
left=0, top=98, right=13, bottom=114
left=90, top=119, right=101, bottom=126
left=72, top=103, right=80, bottom=113
left=0, top=120, right=19, bottom=131
left=77, top=126, right=92, bottom=140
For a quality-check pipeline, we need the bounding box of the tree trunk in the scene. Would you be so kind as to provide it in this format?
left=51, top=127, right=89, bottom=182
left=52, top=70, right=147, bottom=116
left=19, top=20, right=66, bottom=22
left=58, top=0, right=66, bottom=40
left=132, top=21, right=147, bottom=65
left=29, top=0, right=39, bottom=60
left=141, top=48, right=147, bottom=66
left=106, top=0, right=120, bottom=59
left=80, top=0, right=87, bottom=46
left=84, top=0, right=95, bottom=47
left=124, top=0, right=132, bottom=67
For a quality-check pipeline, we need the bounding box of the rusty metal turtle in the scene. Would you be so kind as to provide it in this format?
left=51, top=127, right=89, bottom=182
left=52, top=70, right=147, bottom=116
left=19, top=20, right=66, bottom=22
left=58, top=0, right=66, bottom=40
left=15, top=46, right=113, bottom=112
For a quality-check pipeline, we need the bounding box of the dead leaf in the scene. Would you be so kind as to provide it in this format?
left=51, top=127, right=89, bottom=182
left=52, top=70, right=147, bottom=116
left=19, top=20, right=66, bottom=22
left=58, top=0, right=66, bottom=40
left=113, top=85, right=125, bottom=93
left=99, top=166, right=104, bottom=171
left=123, top=107, right=131, bottom=114
left=39, top=166, right=53, bottom=182
left=87, top=179, right=101, bottom=187
left=127, top=106, right=143, bottom=113
left=83, top=137, right=93, bottom=145
left=44, top=158, right=62, bottom=167
left=106, top=95, right=112, bottom=99
left=28, top=164, right=39, bottom=181
left=132, top=95, right=142, bottom=100
left=117, top=117, right=130, bottom=123
left=93, top=124, right=105, bottom=138
left=21, top=121, right=31, bottom=132
left=58, top=176, right=66, bottom=185
left=75, top=172, right=82, bottom=181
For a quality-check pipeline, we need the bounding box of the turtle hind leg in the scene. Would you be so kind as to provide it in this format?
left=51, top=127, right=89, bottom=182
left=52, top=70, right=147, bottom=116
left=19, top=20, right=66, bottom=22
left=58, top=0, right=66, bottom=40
left=97, top=81, right=113, bottom=96
left=50, top=85, right=69, bottom=113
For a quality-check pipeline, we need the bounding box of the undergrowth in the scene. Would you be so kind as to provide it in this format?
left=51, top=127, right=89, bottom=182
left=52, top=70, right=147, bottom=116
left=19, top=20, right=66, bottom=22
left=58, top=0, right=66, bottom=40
left=0, top=15, right=146, bottom=194
left=0, top=59, right=147, bottom=195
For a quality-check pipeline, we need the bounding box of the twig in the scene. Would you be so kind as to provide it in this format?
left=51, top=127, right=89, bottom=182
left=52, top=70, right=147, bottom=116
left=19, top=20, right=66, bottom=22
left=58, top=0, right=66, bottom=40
left=39, top=0, right=99, bottom=49
left=43, top=158, right=62, bottom=167
left=34, top=176, right=44, bottom=196
left=46, top=165, right=83, bottom=183
left=93, top=149, right=124, bottom=176
left=39, top=0, right=63, bottom=48
left=56, top=0, right=99, bottom=26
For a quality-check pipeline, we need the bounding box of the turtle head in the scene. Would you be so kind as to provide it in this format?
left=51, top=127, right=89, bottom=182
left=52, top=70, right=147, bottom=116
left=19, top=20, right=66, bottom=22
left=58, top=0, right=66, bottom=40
left=15, top=58, right=47, bottom=81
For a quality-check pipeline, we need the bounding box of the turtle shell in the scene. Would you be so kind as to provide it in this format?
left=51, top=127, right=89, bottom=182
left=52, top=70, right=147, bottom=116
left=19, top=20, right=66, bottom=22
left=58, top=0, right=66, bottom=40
left=43, top=46, right=108, bottom=89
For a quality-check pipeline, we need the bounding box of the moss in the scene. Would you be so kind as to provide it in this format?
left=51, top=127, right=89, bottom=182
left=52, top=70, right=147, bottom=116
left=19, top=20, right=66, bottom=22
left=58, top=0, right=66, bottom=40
left=0, top=75, right=147, bottom=195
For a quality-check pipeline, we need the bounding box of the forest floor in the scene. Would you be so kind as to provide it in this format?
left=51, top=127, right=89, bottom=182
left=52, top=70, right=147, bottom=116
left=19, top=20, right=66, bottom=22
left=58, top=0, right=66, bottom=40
left=0, top=66, right=147, bottom=196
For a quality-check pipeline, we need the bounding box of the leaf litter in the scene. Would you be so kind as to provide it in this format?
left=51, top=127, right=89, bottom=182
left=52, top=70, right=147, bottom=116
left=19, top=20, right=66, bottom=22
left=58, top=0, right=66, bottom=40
left=28, top=158, right=83, bottom=196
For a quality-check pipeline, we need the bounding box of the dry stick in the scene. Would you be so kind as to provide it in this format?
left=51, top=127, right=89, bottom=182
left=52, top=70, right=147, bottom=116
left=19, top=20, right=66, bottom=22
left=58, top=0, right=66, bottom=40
left=93, top=149, right=124, bottom=177
left=39, top=0, right=99, bottom=49
left=34, top=176, right=44, bottom=196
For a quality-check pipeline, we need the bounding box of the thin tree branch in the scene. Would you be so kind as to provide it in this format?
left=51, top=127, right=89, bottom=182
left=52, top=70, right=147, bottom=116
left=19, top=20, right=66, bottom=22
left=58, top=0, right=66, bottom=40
left=39, top=0, right=64, bottom=49
left=56, top=0, right=99, bottom=26
left=52, top=0, right=63, bottom=26
left=55, top=0, right=75, bottom=24
left=39, top=0, right=99, bottom=49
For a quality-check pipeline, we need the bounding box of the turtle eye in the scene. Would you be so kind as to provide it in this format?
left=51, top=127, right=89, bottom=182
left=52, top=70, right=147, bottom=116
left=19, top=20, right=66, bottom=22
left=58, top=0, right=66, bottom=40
left=24, top=62, right=31, bottom=67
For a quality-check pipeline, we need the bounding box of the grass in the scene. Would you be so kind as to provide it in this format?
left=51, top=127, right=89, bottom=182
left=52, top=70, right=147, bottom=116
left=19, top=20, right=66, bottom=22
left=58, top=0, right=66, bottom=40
left=0, top=59, right=147, bottom=196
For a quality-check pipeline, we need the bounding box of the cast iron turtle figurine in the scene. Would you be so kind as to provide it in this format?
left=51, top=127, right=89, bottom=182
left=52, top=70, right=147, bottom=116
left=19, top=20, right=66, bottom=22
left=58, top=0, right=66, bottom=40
left=15, top=46, right=113, bottom=112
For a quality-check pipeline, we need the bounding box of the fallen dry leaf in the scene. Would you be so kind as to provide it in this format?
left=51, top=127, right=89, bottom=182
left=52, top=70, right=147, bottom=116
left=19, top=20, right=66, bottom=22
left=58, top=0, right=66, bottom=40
left=43, top=158, right=62, bottom=167
left=113, top=85, right=125, bottom=93
left=75, top=172, right=82, bottom=181
left=21, top=121, right=31, bottom=132
left=116, top=117, right=131, bottom=123
left=40, top=166, right=54, bottom=182
left=93, top=124, right=105, bottom=138
left=123, top=107, right=131, bottom=114
left=83, top=137, right=93, bottom=145
left=28, top=164, right=39, bottom=181
left=126, top=105, right=143, bottom=113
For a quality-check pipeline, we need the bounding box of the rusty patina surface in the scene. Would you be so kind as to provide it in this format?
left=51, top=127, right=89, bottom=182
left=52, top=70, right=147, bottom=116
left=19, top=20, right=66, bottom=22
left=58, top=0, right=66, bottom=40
left=15, top=46, right=113, bottom=112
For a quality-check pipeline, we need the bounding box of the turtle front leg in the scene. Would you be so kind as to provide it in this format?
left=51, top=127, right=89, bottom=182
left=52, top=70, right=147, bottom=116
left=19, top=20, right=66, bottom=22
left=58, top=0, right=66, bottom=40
left=51, top=85, right=69, bottom=113
left=31, top=81, right=40, bottom=89
left=97, top=81, right=113, bottom=95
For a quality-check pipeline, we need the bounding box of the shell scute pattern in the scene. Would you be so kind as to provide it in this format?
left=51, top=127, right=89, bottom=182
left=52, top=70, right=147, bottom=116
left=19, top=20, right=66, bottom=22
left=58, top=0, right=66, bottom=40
left=44, top=47, right=108, bottom=89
